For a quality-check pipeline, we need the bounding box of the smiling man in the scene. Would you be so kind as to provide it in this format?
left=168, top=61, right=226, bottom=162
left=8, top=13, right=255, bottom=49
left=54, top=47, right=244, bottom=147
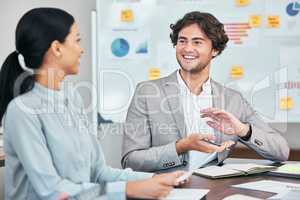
left=121, top=11, right=290, bottom=172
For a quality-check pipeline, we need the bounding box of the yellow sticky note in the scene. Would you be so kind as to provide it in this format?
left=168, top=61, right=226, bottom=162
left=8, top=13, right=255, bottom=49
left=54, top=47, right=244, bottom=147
left=267, top=15, right=280, bottom=28
left=230, top=66, right=244, bottom=79
left=121, top=9, right=134, bottom=22
left=280, top=96, right=293, bottom=110
left=249, top=15, right=261, bottom=28
left=148, top=68, right=160, bottom=80
left=235, top=0, right=250, bottom=7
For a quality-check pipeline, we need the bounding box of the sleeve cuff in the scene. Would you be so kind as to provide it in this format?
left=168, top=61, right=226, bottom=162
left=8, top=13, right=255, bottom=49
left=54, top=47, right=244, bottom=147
left=161, top=142, right=184, bottom=169
left=239, top=124, right=252, bottom=141
left=106, top=182, right=126, bottom=200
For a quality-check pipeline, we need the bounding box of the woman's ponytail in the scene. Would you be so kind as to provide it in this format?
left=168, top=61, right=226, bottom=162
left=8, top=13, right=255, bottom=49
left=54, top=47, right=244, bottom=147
left=0, top=51, right=34, bottom=122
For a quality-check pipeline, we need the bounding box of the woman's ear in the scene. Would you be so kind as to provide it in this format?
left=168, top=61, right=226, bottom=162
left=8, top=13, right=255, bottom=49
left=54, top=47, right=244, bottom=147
left=50, top=40, right=62, bottom=58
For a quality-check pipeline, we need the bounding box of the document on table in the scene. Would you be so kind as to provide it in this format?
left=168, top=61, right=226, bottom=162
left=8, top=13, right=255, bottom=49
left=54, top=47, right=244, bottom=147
left=233, top=180, right=300, bottom=199
left=161, top=189, right=209, bottom=200
left=275, top=190, right=300, bottom=200
left=223, top=194, right=263, bottom=200
left=194, top=166, right=243, bottom=178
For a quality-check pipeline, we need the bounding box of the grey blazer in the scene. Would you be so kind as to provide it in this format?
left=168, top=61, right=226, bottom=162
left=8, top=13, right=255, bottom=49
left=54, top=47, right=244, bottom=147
left=121, top=71, right=290, bottom=172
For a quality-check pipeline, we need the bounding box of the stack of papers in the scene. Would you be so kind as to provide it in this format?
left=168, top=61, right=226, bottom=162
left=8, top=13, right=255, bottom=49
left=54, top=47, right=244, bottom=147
left=161, top=189, right=209, bottom=200
left=193, top=164, right=276, bottom=179
left=233, top=180, right=300, bottom=199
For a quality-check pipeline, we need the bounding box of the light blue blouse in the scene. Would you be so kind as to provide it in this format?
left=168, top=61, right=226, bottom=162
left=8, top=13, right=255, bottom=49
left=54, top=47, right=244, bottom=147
left=3, top=83, right=152, bottom=200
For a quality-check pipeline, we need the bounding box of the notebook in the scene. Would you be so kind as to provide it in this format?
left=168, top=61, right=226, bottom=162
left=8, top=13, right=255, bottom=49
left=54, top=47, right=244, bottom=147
left=193, top=163, right=277, bottom=179
left=268, top=163, right=300, bottom=178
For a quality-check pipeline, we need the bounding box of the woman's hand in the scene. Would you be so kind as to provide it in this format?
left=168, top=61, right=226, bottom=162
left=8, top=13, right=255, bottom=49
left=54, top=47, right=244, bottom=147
left=126, top=171, right=185, bottom=199
left=58, top=192, right=69, bottom=200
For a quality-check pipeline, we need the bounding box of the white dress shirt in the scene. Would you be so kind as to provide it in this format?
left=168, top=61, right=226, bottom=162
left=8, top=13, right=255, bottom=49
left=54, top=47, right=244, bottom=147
left=177, top=70, right=217, bottom=170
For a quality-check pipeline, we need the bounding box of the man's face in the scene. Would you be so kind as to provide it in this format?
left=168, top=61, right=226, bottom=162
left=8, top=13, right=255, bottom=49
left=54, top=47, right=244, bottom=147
left=175, top=23, right=217, bottom=74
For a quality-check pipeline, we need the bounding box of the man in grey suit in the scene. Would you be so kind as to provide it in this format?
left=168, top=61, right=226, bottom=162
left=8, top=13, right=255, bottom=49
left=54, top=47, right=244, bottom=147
left=121, top=11, right=289, bottom=172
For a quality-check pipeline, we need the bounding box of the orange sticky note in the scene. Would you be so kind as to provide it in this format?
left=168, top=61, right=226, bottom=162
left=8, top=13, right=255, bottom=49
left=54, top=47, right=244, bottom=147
left=280, top=96, right=293, bottom=110
left=121, top=9, right=134, bottom=22
left=148, top=68, right=160, bottom=80
left=267, top=15, right=280, bottom=28
left=249, top=15, right=261, bottom=28
left=235, top=0, right=250, bottom=7
left=230, top=66, right=244, bottom=79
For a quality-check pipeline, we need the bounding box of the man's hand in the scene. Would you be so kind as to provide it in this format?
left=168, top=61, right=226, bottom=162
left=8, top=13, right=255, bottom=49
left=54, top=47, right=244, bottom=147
left=175, top=133, right=235, bottom=154
left=200, top=107, right=250, bottom=137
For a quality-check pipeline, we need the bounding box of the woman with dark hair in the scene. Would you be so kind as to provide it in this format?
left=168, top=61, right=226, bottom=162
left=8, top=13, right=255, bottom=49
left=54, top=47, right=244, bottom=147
left=0, top=8, right=184, bottom=200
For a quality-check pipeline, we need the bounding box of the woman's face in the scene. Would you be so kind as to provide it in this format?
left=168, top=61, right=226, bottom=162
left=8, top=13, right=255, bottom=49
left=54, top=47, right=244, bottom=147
left=59, top=22, right=84, bottom=75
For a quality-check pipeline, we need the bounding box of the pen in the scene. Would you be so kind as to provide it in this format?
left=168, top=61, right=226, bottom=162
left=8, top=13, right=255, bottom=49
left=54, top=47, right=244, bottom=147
left=204, top=140, right=221, bottom=147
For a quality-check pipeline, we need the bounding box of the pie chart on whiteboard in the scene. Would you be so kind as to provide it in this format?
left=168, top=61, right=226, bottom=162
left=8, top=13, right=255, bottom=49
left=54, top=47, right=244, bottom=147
left=286, top=2, right=300, bottom=16
left=111, top=38, right=130, bottom=57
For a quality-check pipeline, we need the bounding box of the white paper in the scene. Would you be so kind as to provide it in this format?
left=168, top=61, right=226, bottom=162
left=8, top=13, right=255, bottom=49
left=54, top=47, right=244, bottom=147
left=223, top=163, right=275, bottom=172
left=233, top=180, right=300, bottom=199
left=161, top=189, right=209, bottom=200
left=223, top=194, right=263, bottom=200
left=194, top=166, right=240, bottom=177
left=269, top=190, right=300, bottom=200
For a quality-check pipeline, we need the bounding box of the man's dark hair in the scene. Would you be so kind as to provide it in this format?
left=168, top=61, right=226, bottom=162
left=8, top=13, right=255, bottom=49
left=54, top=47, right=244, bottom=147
left=170, top=11, right=229, bottom=56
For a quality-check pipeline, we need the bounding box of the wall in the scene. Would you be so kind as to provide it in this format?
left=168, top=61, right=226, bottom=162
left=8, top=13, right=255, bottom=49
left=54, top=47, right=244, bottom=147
left=0, top=0, right=95, bottom=114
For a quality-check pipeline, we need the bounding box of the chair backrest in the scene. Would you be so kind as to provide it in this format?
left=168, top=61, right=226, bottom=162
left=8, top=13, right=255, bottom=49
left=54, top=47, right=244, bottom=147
left=98, top=123, right=123, bottom=168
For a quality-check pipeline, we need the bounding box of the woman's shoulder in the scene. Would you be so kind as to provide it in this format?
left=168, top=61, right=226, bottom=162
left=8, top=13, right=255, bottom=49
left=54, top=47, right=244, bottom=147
left=6, top=91, right=43, bottom=117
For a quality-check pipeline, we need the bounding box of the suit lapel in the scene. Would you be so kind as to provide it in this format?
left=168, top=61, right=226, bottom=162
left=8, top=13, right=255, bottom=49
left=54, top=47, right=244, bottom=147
left=211, top=80, right=229, bottom=163
left=211, top=79, right=223, bottom=144
left=161, top=71, right=186, bottom=138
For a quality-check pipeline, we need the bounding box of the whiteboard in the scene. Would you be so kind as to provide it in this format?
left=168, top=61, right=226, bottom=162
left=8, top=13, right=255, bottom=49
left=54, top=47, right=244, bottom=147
left=96, top=0, right=300, bottom=123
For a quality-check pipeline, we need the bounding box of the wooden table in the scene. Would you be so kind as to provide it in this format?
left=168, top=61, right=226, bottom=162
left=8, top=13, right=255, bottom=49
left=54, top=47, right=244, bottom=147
left=179, top=158, right=300, bottom=200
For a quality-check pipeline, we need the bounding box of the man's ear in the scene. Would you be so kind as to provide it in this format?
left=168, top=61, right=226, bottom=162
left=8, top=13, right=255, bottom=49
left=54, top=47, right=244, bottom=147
left=212, top=49, right=219, bottom=57
left=50, top=40, right=62, bottom=58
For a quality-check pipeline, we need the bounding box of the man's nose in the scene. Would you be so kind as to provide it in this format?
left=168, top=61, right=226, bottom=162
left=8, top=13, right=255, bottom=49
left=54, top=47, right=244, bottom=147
left=183, top=42, right=194, bottom=52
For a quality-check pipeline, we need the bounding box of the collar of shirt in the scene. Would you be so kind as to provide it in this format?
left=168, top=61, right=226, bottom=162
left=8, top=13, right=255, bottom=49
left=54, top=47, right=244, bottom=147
left=32, top=82, right=68, bottom=105
left=176, top=69, right=212, bottom=96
